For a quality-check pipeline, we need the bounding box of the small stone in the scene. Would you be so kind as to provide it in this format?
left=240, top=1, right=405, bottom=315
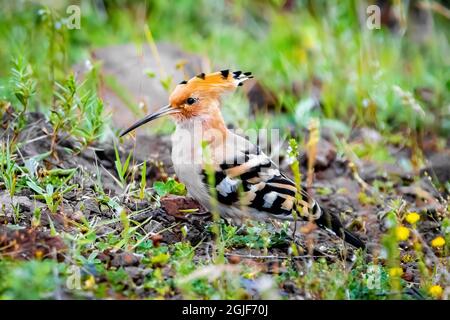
left=124, top=266, right=146, bottom=280
left=160, top=195, right=204, bottom=218
left=144, top=220, right=164, bottom=234
left=97, top=252, right=111, bottom=264
left=132, top=209, right=156, bottom=222
left=351, top=127, right=382, bottom=143
left=75, top=198, right=101, bottom=215
left=402, top=268, right=415, bottom=282
left=100, top=204, right=110, bottom=213
left=150, top=234, right=163, bottom=247
left=70, top=210, right=84, bottom=222
left=305, top=139, right=336, bottom=169
left=282, top=280, right=297, bottom=294
left=227, top=255, right=241, bottom=264
left=63, top=190, right=77, bottom=201
left=96, top=226, right=115, bottom=236
left=111, top=252, right=140, bottom=267
left=0, top=194, right=46, bottom=216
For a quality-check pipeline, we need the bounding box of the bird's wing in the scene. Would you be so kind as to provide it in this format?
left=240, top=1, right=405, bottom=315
left=201, top=144, right=366, bottom=249
left=202, top=145, right=321, bottom=220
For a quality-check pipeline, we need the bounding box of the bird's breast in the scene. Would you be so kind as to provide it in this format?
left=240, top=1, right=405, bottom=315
left=171, top=127, right=211, bottom=207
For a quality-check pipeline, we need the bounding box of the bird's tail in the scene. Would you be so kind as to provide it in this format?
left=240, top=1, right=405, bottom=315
left=343, top=229, right=366, bottom=249
left=314, top=208, right=366, bottom=250
left=295, top=188, right=365, bottom=249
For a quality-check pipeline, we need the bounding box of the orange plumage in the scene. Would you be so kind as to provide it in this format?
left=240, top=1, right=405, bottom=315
left=168, top=70, right=252, bottom=124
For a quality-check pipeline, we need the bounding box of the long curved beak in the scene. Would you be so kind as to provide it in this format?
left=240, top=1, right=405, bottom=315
left=120, top=105, right=177, bottom=137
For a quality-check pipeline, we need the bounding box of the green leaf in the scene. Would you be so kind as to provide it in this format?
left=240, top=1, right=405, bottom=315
left=153, top=178, right=186, bottom=197
left=153, top=181, right=169, bottom=196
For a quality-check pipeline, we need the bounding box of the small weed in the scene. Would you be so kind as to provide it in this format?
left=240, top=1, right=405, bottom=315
left=153, top=178, right=186, bottom=197
left=113, top=143, right=133, bottom=188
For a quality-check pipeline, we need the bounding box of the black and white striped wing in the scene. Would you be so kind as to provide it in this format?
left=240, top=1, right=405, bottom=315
left=201, top=147, right=366, bottom=249
left=202, top=148, right=321, bottom=220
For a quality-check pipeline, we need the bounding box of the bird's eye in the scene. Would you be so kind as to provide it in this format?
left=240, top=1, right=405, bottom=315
left=186, top=97, right=196, bottom=105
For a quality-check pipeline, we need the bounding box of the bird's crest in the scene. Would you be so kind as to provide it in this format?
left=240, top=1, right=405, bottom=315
left=175, top=70, right=253, bottom=97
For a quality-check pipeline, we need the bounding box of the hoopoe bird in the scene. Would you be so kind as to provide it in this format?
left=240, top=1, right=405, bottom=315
left=120, top=70, right=365, bottom=249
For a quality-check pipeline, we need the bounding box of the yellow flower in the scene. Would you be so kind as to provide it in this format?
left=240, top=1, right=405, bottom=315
left=84, top=275, right=96, bottom=290
left=401, top=254, right=413, bottom=263
left=429, top=285, right=443, bottom=298
left=396, top=226, right=410, bottom=241
left=431, top=236, right=446, bottom=248
left=34, top=250, right=44, bottom=260
left=389, top=267, right=403, bottom=277
left=405, top=212, right=420, bottom=224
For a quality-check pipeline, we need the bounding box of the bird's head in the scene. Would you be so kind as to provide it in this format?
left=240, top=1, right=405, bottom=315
left=120, top=70, right=252, bottom=137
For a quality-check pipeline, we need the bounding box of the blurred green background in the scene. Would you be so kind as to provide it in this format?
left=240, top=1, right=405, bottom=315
left=0, top=0, right=449, bottom=136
